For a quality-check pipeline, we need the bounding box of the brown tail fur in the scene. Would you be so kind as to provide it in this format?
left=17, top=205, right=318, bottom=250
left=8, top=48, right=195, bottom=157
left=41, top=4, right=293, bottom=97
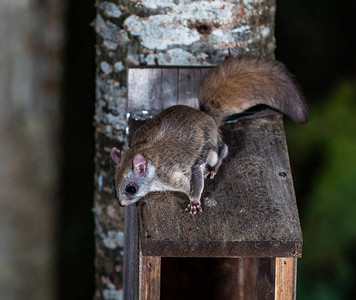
left=199, top=55, right=309, bottom=125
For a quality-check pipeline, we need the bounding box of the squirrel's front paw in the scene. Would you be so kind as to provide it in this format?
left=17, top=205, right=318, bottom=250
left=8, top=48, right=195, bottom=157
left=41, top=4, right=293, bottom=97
left=185, top=202, right=202, bottom=215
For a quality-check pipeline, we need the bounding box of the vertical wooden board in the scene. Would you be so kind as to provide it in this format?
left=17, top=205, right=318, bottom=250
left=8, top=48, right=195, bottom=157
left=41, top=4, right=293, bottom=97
left=274, top=258, right=297, bottom=300
left=123, top=205, right=140, bottom=300
left=128, top=69, right=163, bottom=112
left=233, top=258, right=274, bottom=300
left=139, top=255, right=161, bottom=300
left=161, top=69, right=179, bottom=109
left=200, top=67, right=210, bottom=82
left=128, top=68, right=206, bottom=112
left=178, top=68, right=201, bottom=108
left=246, top=258, right=274, bottom=300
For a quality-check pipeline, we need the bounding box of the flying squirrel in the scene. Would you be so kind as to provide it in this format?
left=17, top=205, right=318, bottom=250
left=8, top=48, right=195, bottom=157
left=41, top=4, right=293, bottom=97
left=110, top=55, right=308, bottom=215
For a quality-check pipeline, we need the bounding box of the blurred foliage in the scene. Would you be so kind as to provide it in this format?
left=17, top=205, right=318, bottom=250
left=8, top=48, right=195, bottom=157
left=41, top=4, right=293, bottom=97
left=285, top=80, right=356, bottom=299
left=275, top=0, right=356, bottom=99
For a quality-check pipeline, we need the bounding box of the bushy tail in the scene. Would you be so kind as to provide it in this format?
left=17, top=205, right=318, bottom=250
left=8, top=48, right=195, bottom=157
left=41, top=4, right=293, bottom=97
left=199, top=55, right=309, bottom=125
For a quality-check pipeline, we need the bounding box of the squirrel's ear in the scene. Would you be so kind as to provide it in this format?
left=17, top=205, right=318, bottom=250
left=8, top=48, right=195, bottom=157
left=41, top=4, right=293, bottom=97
left=132, top=153, right=146, bottom=175
left=110, top=147, right=122, bottom=166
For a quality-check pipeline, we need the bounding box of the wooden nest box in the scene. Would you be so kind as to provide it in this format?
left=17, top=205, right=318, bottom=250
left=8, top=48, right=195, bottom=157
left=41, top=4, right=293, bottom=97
left=123, top=67, right=303, bottom=300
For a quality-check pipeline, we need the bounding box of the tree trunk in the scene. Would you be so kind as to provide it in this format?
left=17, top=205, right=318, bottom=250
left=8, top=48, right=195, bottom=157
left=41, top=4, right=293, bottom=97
left=94, top=0, right=276, bottom=298
left=0, top=1, right=64, bottom=299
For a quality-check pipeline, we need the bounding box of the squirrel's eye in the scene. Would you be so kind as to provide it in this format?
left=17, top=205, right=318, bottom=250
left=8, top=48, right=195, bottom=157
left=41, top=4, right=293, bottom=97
left=125, top=184, right=137, bottom=195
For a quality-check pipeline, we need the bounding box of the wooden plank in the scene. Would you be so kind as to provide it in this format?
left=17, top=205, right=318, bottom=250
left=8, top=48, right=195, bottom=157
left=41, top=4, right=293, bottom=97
left=138, top=112, right=302, bottom=257
left=200, top=67, right=210, bottom=83
left=274, top=258, right=297, bottom=300
left=127, top=67, right=209, bottom=113
left=161, top=69, right=179, bottom=109
left=139, top=255, right=161, bottom=300
left=123, top=205, right=140, bottom=300
left=178, top=68, right=201, bottom=109
left=237, top=258, right=275, bottom=300
left=212, top=258, right=274, bottom=300
left=127, top=69, right=162, bottom=112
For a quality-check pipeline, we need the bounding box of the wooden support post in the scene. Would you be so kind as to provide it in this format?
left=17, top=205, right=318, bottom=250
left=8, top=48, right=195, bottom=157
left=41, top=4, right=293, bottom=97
left=274, top=258, right=297, bottom=300
left=123, top=205, right=139, bottom=300
left=139, top=255, right=161, bottom=300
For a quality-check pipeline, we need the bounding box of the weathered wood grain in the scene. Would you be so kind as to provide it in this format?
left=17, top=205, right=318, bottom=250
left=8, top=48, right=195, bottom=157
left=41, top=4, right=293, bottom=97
left=139, top=255, right=161, bottom=300
left=236, top=258, right=275, bottom=300
left=123, top=205, right=140, bottom=300
left=127, top=68, right=209, bottom=113
left=127, top=69, right=163, bottom=112
left=274, top=258, right=297, bottom=300
left=137, top=112, right=302, bottom=257
left=178, top=68, right=201, bottom=108
left=161, top=69, right=179, bottom=109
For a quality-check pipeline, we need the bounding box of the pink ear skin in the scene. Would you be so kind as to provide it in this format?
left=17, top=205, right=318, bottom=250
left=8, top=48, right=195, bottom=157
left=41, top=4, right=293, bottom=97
left=110, top=147, right=122, bottom=166
left=132, top=153, right=147, bottom=175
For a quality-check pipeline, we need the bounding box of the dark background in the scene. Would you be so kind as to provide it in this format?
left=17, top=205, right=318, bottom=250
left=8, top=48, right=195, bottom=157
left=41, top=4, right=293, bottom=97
left=58, top=0, right=356, bottom=299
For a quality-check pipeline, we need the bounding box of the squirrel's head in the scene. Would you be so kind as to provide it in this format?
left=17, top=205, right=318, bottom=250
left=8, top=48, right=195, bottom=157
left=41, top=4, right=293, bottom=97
left=110, top=147, right=155, bottom=206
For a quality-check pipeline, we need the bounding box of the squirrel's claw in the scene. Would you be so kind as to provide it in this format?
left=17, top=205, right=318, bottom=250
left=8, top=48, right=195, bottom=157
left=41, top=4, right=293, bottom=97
left=204, top=170, right=216, bottom=179
left=185, top=202, right=202, bottom=215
